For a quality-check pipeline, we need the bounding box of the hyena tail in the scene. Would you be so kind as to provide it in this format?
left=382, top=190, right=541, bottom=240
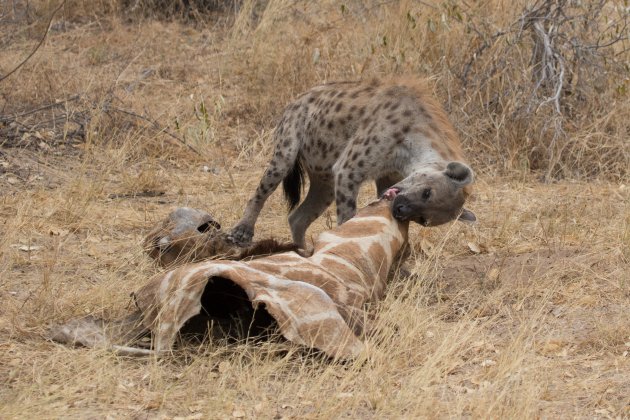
left=282, top=153, right=304, bottom=211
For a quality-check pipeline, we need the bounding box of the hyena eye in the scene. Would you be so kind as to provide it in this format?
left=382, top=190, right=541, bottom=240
left=422, top=188, right=432, bottom=200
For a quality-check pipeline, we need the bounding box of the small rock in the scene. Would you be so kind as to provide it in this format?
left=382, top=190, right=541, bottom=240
left=15, top=244, right=43, bottom=252
left=467, top=241, right=481, bottom=254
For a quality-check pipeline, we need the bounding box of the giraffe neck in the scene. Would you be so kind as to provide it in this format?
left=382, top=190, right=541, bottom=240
left=311, top=199, right=409, bottom=298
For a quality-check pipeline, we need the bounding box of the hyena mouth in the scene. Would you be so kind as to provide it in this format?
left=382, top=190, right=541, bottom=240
left=407, top=214, right=429, bottom=226
left=382, top=187, right=400, bottom=201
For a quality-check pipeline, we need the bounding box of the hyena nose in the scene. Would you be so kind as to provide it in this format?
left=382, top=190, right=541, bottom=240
left=394, top=204, right=411, bottom=220
left=393, top=196, right=413, bottom=220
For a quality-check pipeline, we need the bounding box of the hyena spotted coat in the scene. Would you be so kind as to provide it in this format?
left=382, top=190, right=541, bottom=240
left=232, top=76, right=476, bottom=248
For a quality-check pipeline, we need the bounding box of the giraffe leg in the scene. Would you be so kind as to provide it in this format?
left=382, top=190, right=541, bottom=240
left=288, top=175, right=334, bottom=248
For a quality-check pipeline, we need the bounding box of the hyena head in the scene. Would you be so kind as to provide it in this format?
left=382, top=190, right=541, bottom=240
left=390, top=161, right=476, bottom=226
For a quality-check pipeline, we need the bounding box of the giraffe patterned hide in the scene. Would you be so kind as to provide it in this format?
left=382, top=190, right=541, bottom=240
left=134, top=198, right=409, bottom=359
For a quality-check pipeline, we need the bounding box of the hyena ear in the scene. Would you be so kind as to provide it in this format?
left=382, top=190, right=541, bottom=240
left=458, top=208, right=477, bottom=223
left=445, top=161, right=474, bottom=188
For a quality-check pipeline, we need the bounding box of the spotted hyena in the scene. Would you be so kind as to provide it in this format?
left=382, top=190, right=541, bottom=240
left=232, top=76, right=476, bottom=248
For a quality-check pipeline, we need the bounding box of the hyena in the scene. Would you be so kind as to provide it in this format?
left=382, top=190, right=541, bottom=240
left=231, top=76, right=476, bottom=248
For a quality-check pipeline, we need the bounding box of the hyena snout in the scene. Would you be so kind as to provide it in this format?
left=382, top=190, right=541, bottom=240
left=392, top=195, right=418, bottom=223
left=392, top=193, right=464, bottom=226
left=391, top=161, right=477, bottom=226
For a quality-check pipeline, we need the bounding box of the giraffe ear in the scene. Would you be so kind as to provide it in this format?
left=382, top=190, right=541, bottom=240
left=458, top=208, right=476, bottom=223
left=445, top=162, right=474, bottom=188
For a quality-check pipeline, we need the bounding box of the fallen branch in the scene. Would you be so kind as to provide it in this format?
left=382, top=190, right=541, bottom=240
left=108, top=190, right=165, bottom=200
left=13, top=94, right=81, bottom=118
left=0, top=94, right=87, bottom=148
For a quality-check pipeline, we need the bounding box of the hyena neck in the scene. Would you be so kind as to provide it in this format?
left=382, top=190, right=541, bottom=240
left=312, top=200, right=409, bottom=291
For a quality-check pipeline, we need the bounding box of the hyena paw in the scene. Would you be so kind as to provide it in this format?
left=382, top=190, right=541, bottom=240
left=229, top=224, right=254, bottom=245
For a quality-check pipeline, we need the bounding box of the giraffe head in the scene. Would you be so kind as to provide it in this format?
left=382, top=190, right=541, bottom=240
left=145, top=208, right=301, bottom=267
left=389, top=161, right=476, bottom=226
left=144, top=207, right=227, bottom=267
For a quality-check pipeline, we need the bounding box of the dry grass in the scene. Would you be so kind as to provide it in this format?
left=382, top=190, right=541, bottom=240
left=1, top=1, right=629, bottom=418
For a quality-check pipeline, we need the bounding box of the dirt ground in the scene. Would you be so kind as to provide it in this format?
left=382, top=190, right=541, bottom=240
left=1, top=2, right=629, bottom=418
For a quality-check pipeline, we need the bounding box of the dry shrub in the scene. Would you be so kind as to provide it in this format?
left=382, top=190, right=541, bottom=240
left=18, top=0, right=333, bottom=26
left=6, top=0, right=106, bottom=20
left=457, top=0, right=629, bottom=179
left=118, top=0, right=239, bottom=21
left=33, top=0, right=240, bottom=22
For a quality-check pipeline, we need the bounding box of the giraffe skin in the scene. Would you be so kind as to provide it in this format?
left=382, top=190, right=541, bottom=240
left=133, top=194, right=409, bottom=359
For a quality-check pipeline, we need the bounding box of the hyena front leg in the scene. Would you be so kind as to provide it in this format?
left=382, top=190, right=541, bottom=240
left=332, top=158, right=368, bottom=225
left=231, top=133, right=300, bottom=244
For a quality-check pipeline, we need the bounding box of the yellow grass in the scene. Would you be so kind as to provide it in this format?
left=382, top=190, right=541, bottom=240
left=1, top=1, right=629, bottom=418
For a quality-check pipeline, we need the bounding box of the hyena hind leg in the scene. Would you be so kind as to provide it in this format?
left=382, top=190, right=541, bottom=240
left=232, top=140, right=300, bottom=243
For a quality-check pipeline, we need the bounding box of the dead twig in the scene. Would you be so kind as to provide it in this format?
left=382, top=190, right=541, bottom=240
left=12, top=95, right=82, bottom=118
left=531, top=20, right=565, bottom=115
left=107, top=190, right=165, bottom=200
left=0, top=94, right=87, bottom=148
left=520, top=0, right=569, bottom=116
left=1, top=92, right=202, bottom=156
left=460, top=29, right=508, bottom=87
left=106, top=106, right=203, bottom=156
left=0, top=0, right=66, bottom=83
